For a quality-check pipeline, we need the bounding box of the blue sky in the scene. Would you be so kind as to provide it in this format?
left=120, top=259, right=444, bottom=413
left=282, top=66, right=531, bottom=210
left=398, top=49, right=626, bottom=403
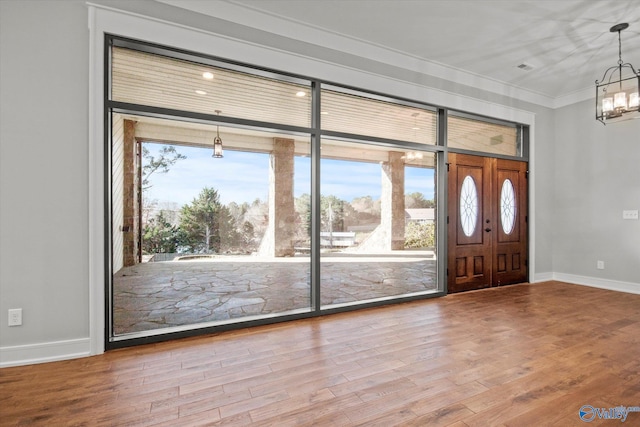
left=144, top=144, right=435, bottom=206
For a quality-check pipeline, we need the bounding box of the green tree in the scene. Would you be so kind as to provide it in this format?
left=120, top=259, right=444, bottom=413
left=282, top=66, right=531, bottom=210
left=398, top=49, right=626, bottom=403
left=351, top=195, right=375, bottom=214
left=218, top=204, right=242, bottom=251
left=240, top=221, right=256, bottom=248
left=243, top=198, right=269, bottom=238
left=350, top=195, right=381, bottom=224
left=404, top=221, right=435, bottom=248
left=294, top=194, right=360, bottom=237
left=295, top=193, right=311, bottom=239
left=180, top=187, right=227, bottom=253
left=321, top=195, right=353, bottom=232
left=405, top=192, right=435, bottom=209
left=227, top=201, right=248, bottom=225
left=142, top=145, right=186, bottom=191
left=142, top=211, right=180, bottom=254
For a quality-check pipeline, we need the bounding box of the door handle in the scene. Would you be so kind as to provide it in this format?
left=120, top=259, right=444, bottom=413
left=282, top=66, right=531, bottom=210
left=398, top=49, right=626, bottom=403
left=485, top=228, right=492, bottom=232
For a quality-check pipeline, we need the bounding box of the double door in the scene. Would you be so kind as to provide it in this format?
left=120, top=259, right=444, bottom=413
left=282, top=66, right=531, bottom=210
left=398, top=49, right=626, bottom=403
left=447, top=153, right=528, bottom=293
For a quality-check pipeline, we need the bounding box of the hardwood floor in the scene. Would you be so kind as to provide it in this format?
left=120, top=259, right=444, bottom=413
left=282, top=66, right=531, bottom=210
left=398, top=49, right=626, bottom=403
left=2, top=281, right=640, bottom=426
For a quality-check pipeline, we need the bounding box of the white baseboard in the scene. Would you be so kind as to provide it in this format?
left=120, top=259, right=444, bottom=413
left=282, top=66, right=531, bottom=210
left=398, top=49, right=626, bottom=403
left=533, top=272, right=554, bottom=282
left=0, top=338, right=91, bottom=368
left=536, top=272, right=640, bottom=295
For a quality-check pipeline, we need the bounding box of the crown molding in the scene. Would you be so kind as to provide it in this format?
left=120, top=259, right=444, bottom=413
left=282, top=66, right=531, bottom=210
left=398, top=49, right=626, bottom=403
left=157, top=0, right=559, bottom=109
left=553, top=86, right=594, bottom=109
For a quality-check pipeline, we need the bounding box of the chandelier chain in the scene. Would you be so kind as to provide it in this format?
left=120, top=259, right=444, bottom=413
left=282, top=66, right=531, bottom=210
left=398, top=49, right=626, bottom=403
left=617, top=29, right=623, bottom=66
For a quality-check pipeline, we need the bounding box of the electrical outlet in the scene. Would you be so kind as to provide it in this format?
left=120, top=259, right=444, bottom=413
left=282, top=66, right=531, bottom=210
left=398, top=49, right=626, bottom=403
left=597, top=261, right=605, bottom=270
left=623, top=210, right=639, bottom=220
left=8, top=308, right=22, bottom=326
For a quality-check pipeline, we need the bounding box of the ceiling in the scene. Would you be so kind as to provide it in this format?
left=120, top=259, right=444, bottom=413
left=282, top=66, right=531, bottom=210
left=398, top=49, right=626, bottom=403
left=113, top=45, right=519, bottom=156
left=168, top=0, right=640, bottom=105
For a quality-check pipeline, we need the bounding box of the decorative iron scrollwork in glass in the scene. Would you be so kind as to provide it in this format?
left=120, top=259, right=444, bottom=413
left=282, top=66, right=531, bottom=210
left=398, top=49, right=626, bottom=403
left=500, top=179, right=516, bottom=235
left=460, top=176, right=478, bottom=237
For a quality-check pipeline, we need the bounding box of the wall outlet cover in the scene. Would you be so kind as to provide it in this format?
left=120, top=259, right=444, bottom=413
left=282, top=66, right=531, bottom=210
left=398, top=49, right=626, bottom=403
left=8, top=308, right=22, bottom=326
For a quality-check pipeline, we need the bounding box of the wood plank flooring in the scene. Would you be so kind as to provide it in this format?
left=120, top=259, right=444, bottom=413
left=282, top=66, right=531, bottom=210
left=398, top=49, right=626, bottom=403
left=2, top=281, right=640, bottom=426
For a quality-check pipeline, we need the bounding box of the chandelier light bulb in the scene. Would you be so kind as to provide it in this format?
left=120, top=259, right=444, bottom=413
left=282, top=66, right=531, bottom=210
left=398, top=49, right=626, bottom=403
left=614, top=92, right=627, bottom=110
left=602, top=97, right=614, bottom=113
left=629, top=92, right=639, bottom=109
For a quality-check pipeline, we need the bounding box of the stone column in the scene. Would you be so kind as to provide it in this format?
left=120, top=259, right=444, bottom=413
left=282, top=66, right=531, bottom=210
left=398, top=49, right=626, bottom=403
left=259, top=138, right=296, bottom=257
left=122, top=119, right=139, bottom=266
left=381, top=151, right=405, bottom=250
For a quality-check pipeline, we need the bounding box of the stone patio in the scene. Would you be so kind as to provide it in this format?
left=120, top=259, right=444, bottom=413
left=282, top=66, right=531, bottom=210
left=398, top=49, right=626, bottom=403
left=113, top=251, right=437, bottom=335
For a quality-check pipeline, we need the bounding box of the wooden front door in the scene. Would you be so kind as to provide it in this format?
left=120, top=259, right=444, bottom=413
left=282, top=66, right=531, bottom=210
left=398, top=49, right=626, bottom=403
left=447, top=153, right=528, bottom=293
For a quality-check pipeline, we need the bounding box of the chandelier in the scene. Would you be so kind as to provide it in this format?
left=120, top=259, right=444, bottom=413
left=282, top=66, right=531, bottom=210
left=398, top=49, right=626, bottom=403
left=595, top=23, right=640, bottom=124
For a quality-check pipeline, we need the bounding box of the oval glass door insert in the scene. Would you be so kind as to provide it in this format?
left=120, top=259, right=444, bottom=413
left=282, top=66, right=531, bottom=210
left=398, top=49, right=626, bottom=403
left=460, top=175, right=478, bottom=237
left=500, top=179, right=516, bottom=234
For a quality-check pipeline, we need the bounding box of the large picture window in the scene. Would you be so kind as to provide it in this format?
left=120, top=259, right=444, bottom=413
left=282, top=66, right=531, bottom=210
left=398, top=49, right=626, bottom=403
left=319, top=140, right=437, bottom=308
left=106, top=37, right=525, bottom=346
left=110, top=114, right=312, bottom=338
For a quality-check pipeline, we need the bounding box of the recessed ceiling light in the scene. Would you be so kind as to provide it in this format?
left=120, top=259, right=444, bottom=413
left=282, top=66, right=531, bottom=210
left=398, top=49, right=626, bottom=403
left=202, top=72, right=214, bottom=80
left=195, top=90, right=207, bottom=95
left=296, top=91, right=306, bottom=97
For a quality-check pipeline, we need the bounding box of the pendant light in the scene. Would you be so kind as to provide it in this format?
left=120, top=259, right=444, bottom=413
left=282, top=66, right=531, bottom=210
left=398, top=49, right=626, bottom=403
left=212, top=110, right=223, bottom=158
left=595, top=23, right=640, bottom=124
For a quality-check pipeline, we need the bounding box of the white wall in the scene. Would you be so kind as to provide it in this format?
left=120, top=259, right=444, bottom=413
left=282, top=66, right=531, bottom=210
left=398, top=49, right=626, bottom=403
left=0, top=0, right=91, bottom=364
left=0, top=0, right=562, bottom=366
left=553, top=99, right=640, bottom=291
left=529, top=108, right=556, bottom=276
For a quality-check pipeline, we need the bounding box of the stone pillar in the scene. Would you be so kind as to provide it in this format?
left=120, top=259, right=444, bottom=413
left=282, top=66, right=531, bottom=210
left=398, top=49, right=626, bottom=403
left=259, top=138, right=296, bottom=257
left=122, top=119, right=139, bottom=266
left=381, top=151, right=405, bottom=250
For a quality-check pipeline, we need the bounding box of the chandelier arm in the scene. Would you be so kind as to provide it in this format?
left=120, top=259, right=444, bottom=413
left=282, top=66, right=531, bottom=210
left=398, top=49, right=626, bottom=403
left=623, top=63, right=640, bottom=76
left=596, top=65, right=625, bottom=85
left=596, top=64, right=640, bottom=85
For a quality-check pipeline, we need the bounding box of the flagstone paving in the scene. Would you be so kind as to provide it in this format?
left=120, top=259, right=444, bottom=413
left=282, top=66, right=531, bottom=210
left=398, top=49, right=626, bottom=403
left=113, top=252, right=437, bottom=335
